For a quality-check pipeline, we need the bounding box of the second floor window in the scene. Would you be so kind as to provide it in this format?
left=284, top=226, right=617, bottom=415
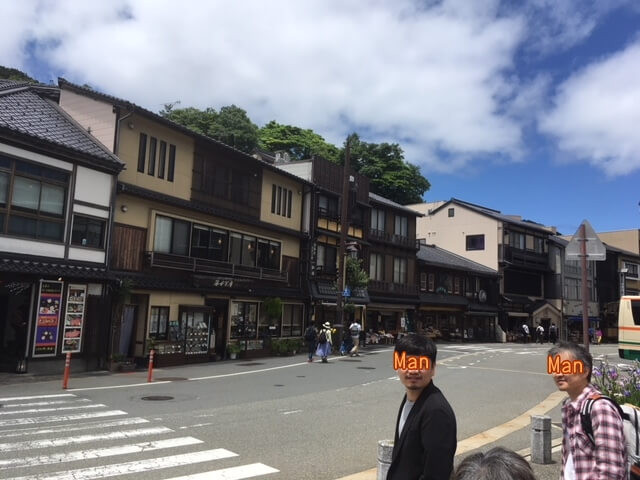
left=393, top=257, right=407, bottom=284
left=317, top=243, right=337, bottom=274
left=369, top=253, right=384, bottom=281
left=154, top=215, right=190, bottom=255
left=394, top=215, right=408, bottom=237
left=71, top=215, right=105, bottom=248
left=428, top=273, right=435, bottom=291
left=318, top=195, right=338, bottom=218
left=466, top=234, right=485, bottom=251
left=271, top=185, right=292, bottom=218
left=371, top=208, right=385, bottom=233
left=624, top=262, right=639, bottom=279
left=420, top=272, right=427, bottom=291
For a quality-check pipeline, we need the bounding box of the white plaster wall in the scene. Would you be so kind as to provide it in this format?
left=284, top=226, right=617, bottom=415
left=59, top=90, right=116, bottom=152
left=68, top=247, right=105, bottom=264
left=74, top=166, right=113, bottom=207
left=73, top=204, right=109, bottom=219
left=0, top=237, right=65, bottom=258
left=0, top=143, right=73, bottom=171
left=276, top=162, right=313, bottom=182
left=416, top=204, right=500, bottom=270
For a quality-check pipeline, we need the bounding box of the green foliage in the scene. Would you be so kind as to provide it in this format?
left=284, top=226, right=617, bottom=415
left=592, top=357, right=640, bottom=407
left=345, top=257, right=369, bottom=288
left=0, top=65, right=37, bottom=83
left=160, top=104, right=259, bottom=153
left=271, top=338, right=303, bottom=355
left=343, top=133, right=430, bottom=204
left=227, top=342, right=242, bottom=354
left=262, top=297, right=283, bottom=321
left=258, top=121, right=340, bottom=162
left=343, top=303, right=356, bottom=314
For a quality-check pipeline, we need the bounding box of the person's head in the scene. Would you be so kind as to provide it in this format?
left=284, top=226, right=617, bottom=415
left=394, top=334, right=437, bottom=395
left=452, top=447, right=536, bottom=480
left=548, top=341, right=592, bottom=398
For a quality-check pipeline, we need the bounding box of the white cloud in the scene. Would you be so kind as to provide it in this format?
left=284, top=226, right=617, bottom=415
left=540, top=39, right=640, bottom=176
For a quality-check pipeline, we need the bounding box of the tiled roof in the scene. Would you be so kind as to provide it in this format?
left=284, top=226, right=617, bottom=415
left=369, top=192, right=424, bottom=216
left=0, top=86, right=123, bottom=170
left=417, top=244, right=498, bottom=275
left=0, top=257, right=109, bottom=279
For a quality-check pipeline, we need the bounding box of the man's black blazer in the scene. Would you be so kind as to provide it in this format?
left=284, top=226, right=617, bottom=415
left=386, top=381, right=457, bottom=480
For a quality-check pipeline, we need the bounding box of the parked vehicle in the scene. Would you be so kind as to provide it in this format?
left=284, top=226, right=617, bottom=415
left=618, top=295, right=640, bottom=360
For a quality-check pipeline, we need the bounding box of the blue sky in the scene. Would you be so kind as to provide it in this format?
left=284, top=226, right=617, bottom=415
left=1, top=0, right=640, bottom=236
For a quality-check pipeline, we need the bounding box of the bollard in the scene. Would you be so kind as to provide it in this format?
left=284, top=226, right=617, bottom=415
left=531, top=415, right=552, bottom=464
left=62, top=352, right=71, bottom=390
left=377, top=439, right=394, bottom=480
left=147, top=349, right=155, bottom=383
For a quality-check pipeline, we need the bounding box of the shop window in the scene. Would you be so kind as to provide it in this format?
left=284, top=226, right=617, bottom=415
left=258, top=309, right=279, bottom=338
left=71, top=215, right=106, bottom=248
left=282, top=304, right=303, bottom=337
left=180, top=308, right=210, bottom=355
left=149, top=306, right=169, bottom=339
left=230, top=301, right=258, bottom=339
left=153, top=215, right=190, bottom=255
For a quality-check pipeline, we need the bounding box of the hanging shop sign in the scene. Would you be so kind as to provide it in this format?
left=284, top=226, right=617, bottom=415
left=62, top=284, right=87, bottom=353
left=33, top=280, right=64, bottom=357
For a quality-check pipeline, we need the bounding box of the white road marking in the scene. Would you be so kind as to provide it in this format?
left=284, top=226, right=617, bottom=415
left=0, top=410, right=127, bottom=427
left=0, top=403, right=105, bottom=416
left=0, top=417, right=149, bottom=439
left=178, top=422, right=215, bottom=429
left=0, top=398, right=89, bottom=408
left=165, top=463, right=279, bottom=479
left=0, top=393, right=75, bottom=402
left=282, top=410, right=302, bottom=415
left=66, top=380, right=172, bottom=392
left=0, top=426, right=173, bottom=452
left=0, top=437, right=203, bottom=469
left=3, top=448, right=238, bottom=480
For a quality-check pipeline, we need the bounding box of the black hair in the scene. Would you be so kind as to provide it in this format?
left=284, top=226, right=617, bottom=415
left=547, top=341, right=592, bottom=382
left=452, top=447, right=536, bottom=480
left=394, top=333, right=437, bottom=364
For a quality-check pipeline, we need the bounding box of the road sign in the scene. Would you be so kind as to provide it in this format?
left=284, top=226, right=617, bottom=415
left=566, top=220, right=606, bottom=261
left=343, top=287, right=351, bottom=297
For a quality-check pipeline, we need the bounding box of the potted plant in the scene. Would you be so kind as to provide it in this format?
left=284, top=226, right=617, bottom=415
left=227, top=343, right=241, bottom=360
left=262, top=297, right=283, bottom=324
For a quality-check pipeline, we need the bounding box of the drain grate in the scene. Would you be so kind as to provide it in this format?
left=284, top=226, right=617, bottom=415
left=341, top=359, right=362, bottom=362
left=273, top=384, right=285, bottom=387
left=237, top=362, right=264, bottom=366
left=296, top=375, right=306, bottom=378
left=141, top=395, right=174, bottom=401
left=357, top=366, right=376, bottom=370
left=155, top=377, right=187, bottom=382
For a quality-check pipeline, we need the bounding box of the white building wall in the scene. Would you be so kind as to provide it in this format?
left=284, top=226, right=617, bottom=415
left=74, top=166, right=113, bottom=207
left=59, top=90, right=116, bottom=152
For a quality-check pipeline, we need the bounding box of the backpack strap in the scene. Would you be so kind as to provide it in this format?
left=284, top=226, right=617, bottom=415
left=580, top=394, right=626, bottom=446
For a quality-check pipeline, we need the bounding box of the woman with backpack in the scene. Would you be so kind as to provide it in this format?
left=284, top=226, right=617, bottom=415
left=315, top=322, right=333, bottom=363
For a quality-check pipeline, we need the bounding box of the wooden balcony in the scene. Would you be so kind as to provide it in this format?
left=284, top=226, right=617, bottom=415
left=368, top=229, right=416, bottom=249
left=146, top=251, right=288, bottom=282
left=500, top=246, right=549, bottom=271
left=368, top=280, right=418, bottom=296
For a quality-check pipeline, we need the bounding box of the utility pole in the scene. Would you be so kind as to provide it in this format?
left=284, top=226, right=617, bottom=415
left=336, top=140, right=351, bottom=328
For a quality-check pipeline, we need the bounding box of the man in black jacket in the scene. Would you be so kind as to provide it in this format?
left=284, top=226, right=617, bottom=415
left=387, top=334, right=457, bottom=480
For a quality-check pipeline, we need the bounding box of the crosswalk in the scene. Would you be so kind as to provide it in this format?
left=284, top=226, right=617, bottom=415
left=0, top=393, right=278, bottom=480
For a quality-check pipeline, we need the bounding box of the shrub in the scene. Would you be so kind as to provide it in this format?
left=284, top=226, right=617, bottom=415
left=592, top=357, right=640, bottom=407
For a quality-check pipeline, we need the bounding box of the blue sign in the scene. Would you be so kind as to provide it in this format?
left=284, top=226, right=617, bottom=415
left=343, top=287, right=351, bottom=297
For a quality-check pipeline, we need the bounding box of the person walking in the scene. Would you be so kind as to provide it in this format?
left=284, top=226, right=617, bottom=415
left=549, top=322, right=558, bottom=344
left=349, top=320, right=362, bottom=357
left=304, top=323, right=318, bottom=362
left=521, top=322, right=530, bottom=343
left=387, top=333, right=457, bottom=480
left=548, top=341, right=626, bottom=479
left=315, top=322, right=333, bottom=363
left=536, top=323, right=545, bottom=344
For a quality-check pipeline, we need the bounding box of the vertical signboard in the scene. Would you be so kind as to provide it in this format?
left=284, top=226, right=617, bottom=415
left=33, top=280, right=63, bottom=357
left=62, top=284, right=87, bottom=353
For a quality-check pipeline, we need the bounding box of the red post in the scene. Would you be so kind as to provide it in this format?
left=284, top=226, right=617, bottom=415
left=62, top=352, right=71, bottom=389
left=580, top=223, right=590, bottom=352
left=147, top=349, right=154, bottom=383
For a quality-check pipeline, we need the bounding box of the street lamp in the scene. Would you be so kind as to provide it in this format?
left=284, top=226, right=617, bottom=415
left=620, top=267, right=629, bottom=296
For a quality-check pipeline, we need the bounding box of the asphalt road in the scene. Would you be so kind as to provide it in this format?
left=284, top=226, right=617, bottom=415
left=0, top=342, right=627, bottom=479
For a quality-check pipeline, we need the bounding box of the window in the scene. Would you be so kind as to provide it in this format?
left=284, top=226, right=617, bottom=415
left=369, top=253, right=384, bottom=281
left=271, top=185, right=277, bottom=213
left=454, top=277, right=461, bottom=295
left=71, top=216, right=105, bottom=248
left=153, top=215, right=190, bottom=255
left=282, top=304, right=303, bottom=337
left=448, top=208, right=454, bottom=217
left=420, top=272, right=427, bottom=291
left=148, top=137, right=157, bottom=176
left=394, top=215, right=408, bottom=237
left=428, top=273, right=435, bottom=291
left=137, top=133, right=147, bottom=173
left=318, top=195, right=338, bottom=218
left=371, top=209, right=385, bottom=233
left=167, top=144, right=176, bottom=182
left=287, top=190, right=292, bottom=219
left=158, top=141, right=166, bottom=179
left=317, top=243, right=337, bottom=274
left=271, top=185, right=292, bottom=218
left=228, top=232, right=258, bottom=267
left=149, top=306, right=169, bottom=339
left=228, top=232, right=243, bottom=265
left=624, top=262, right=639, bottom=279
left=511, top=232, right=525, bottom=250
left=257, top=239, right=281, bottom=270
left=230, top=301, right=257, bottom=339
left=0, top=157, right=69, bottom=241
left=393, top=257, right=407, bottom=284
left=466, top=234, right=485, bottom=251
left=534, top=237, right=545, bottom=253
left=190, top=224, right=228, bottom=261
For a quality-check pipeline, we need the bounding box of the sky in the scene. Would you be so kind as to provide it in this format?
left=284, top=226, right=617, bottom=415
left=1, top=0, right=640, bottom=236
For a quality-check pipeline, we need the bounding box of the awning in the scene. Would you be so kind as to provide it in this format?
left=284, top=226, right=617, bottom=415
left=368, top=303, right=416, bottom=311
left=465, top=311, right=498, bottom=317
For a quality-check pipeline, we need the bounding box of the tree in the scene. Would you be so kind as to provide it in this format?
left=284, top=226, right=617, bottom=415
left=0, top=65, right=37, bottom=83
left=160, top=104, right=259, bottom=154
left=259, top=121, right=340, bottom=163
left=342, top=133, right=430, bottom=205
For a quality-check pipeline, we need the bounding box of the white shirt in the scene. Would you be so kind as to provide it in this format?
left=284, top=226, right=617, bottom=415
left=398, top=400, right=415, bottom=436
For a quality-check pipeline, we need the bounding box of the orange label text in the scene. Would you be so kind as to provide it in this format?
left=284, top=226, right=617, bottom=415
left=393, top=351, right=431, bottom=370
left=547, top=355, right=584, bottom=374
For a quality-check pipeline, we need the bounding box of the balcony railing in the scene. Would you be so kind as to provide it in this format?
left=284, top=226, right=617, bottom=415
left=147, top=251, right=288, bottom=282
left=500, top=246, right=548, bottom=270
left=368, top=280, right=418, bottom=296
left=368, top=229, right=416, bottom=249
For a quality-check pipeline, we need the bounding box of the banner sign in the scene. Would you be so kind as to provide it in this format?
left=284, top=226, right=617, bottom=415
left=62, top=284, right=87, bottom=353
left=33, top=280, right=63, bottom=357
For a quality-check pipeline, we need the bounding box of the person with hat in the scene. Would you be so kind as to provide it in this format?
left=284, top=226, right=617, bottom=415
left=315, top=322, right=333, bottom=363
